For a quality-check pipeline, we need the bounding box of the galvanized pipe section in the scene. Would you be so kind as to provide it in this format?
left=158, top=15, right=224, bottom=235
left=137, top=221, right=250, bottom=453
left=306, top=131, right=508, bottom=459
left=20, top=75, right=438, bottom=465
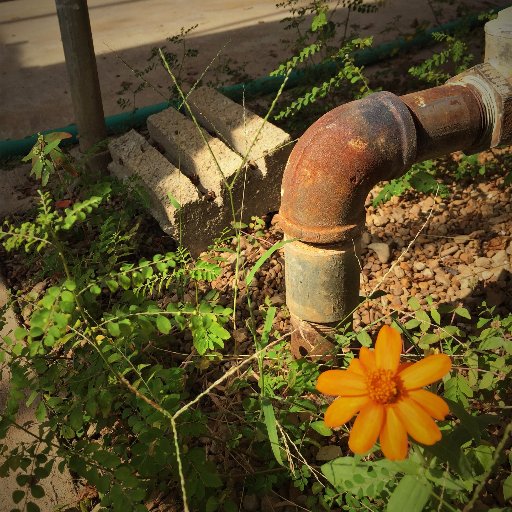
left=401, top=85, right=484, bottom=162
left=280, top=9, right=512, bottom=358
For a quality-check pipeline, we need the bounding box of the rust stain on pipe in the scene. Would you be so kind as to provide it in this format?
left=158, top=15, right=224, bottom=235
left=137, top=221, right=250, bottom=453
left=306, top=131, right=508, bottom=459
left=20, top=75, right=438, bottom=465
left=279, top=91, right=417, bottom=244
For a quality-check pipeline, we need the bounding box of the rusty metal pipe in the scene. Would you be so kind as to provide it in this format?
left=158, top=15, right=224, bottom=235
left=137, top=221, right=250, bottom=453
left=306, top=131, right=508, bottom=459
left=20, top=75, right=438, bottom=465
left=280, top=81, right=500, bottom=358
left=281, top=9, right=512, bottom=358
left=402, top=85, right=484, bottom=162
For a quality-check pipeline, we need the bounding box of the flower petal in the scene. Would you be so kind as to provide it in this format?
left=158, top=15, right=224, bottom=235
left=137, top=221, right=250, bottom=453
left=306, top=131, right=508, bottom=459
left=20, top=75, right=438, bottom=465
left=399, top=354, right=452, bottom=390
left=408, top=389, right=450, bottom=420
left=398, top=362, right=413, bottom=372
left=395, top=397, right=442, bottom=445
left=348, top=358, right=366, bottom=376
left=380, top=406, right=408, bottom=460
left=316, top=370, right=367, bottom=396
left=348, top=402, right=385, bottom=454
left=359, top=347, right=376, bottom=372
left=324, top=396, right=370, bottom=428
left=375, top=325, right=403, bottom=372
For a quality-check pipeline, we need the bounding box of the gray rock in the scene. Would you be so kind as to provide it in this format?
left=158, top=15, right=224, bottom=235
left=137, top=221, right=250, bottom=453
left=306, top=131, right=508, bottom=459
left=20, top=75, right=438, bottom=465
left=368, top=242, right=391, bottom=264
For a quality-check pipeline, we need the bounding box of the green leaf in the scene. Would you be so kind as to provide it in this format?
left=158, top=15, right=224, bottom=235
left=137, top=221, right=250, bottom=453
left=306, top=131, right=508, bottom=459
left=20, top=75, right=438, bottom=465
left=356, top=330, right=372, bottom=347
left=14, top=327, right=28, bottom=340
left=105, top=279, right=119, bottom=293
left=454, top=306, right=471, bottom=320
left=156, top=315, right=171, bottom=334
left=107, top=322, right=121, bottom=337
left=93, top=450, right=121, bottom=469
left=261, top=398, right=285, bottom=467
left=12, top=490, right=25, bottom=504
left=43, top=139, right=61, bottom=155
left=26, top=502, right=41, bottom=512
left=63, top=279, right=76, bottom=291
left=415, top=310, right=431, bottom=332
left=408, top=297, right=421, bottom=311
left=30, top=484, right=45, bottom=499
left=260, top=307, right=276, bottom=348
left=430, top=307, right=441, bottom=325
left=60, top=290, right=74, bottom=303
left=310, top=421, right=332, bottom=437
left=409, top=170, right=439, bottom=194
left=444, top=375, right=473, bottom=407
left=322, top=457, right=404, bottom=499
left=167, top=193, right=181, bottom=210
left=387, top=475, right=431, bottom=512
left=245, top=239, right=291, bottom=285
left=205, top=496, right=219, bottom=512
left=118, top=274, right=131, bottom=290
left=69, top=408, right=84, bottom=431
left=478, top=371, right=495, bottom=390
left=404, top=319, right=420, bottom=330
left=503, top=474, right=512, bottom=501
left=90, top=284, right=102, bottom=296
left=35, top=401, right=46, bottom=422
left=209, top=321, right=230, bottom=341
left=311, top=10, right=327, bottom=31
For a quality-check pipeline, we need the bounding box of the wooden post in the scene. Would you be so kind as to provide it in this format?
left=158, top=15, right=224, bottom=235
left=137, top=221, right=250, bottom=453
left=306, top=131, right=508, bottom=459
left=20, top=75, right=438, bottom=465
left=55, top=0, right=107, bottom=154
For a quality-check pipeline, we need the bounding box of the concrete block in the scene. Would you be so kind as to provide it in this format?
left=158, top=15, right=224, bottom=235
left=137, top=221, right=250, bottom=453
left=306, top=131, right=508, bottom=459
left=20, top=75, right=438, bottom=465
left=148, top=107, right=243, bottom=206
left=186, top=86, right=293, bottom=213
left=108, top=130, right=223, bottom=256
left=147, top=106, right=271, bottom=226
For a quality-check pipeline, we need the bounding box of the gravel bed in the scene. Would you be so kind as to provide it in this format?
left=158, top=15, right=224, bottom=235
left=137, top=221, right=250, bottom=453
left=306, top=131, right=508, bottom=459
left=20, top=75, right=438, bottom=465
left=193, top=157, right=512, bottom=348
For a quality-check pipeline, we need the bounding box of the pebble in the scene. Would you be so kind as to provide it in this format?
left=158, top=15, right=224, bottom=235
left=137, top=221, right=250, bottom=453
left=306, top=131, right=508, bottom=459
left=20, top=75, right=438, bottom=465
left=367, top=242, right=391, bottom=264
left=422, top=196, right=435, bottom=210
left=422, top=268, right=434, bottom=278
left=393, top=266, right=405, bottom=278
left=372, top=215, right=388, bottom=227
left=413, top=261, right=426, bottom=272
left=440, top=245, right=458, bottom=257
left=361, top=231, right=371, bottom=247
left=492, top=250, right=508, bottom=266
left=399, top=262, right=411, bottom=271
left=270, top=294, right=285, bottom=306
left=474, top=257, right=491, bottom=268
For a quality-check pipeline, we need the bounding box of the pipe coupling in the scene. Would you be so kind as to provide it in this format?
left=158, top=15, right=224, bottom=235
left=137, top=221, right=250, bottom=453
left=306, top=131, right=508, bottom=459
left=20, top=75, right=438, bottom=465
left=448, top=63, right=512, bottom=150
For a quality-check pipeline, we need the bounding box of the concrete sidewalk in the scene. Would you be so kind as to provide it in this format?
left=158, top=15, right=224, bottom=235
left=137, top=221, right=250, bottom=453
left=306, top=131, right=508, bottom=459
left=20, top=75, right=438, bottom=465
left=1, top=0, right=502, bottom=141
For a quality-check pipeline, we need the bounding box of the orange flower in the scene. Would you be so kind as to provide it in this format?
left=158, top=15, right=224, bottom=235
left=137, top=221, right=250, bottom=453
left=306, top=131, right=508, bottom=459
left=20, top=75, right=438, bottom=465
left=316, top=325, right=451, bottom=460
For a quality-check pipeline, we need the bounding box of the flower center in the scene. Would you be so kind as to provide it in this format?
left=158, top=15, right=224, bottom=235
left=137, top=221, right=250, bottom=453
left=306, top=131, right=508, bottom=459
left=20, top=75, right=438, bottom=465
left=366, top=369, right=403, bottom=404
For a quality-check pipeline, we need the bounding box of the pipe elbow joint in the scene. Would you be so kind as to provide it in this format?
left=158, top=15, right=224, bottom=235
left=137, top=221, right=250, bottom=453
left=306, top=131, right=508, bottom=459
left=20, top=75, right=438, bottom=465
left=279, top=91, right=417, bottom=244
